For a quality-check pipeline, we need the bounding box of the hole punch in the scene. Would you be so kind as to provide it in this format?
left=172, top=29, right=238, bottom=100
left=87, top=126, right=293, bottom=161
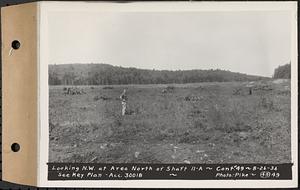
left=11, top=40, right=21, bottom=50
left=11, top=143, right=20, bottom=152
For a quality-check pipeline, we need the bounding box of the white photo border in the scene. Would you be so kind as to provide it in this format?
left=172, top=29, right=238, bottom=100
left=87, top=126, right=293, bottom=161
left=38, top=1, right=298, bottom=188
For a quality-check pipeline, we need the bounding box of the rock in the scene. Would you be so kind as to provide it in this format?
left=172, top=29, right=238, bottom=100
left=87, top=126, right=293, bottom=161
left=208, top=143, right=215, bottom=147
left=100, top=143, right=107, bottom=149
left=90, top=157, right=97, bottom=162
left=239, top=132, right=249, bottom=140
left=183, top=160, right=191, bottom=164
left=134, top=152, right=140, bottom=158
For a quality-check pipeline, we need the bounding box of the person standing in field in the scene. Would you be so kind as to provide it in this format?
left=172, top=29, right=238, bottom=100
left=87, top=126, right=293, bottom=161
left=120, top=89, right=128, bottom=116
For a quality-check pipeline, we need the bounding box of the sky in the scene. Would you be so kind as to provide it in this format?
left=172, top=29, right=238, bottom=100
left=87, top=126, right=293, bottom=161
left=48, top=11, right=292, bottom=77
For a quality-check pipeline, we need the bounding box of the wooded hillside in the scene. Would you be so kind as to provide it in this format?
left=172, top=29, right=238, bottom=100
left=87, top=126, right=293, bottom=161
left=273, top=62, right=291, bottom=79
left=49, top=64, right=267, bottom=85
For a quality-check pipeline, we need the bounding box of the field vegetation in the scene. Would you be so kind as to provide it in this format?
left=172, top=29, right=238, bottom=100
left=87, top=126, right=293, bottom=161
left=49, top=80, right=291, bottom=164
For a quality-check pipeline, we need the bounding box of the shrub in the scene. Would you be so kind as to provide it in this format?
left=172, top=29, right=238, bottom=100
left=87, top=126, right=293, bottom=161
left=259, top=96, right=276, bottom=111
left=103, top=86, right=114, bottom=89
left=94, top=95, right=111, bottom=101
left=166, top=86, right=175, bottom=90
left=49, top=122, right=57, bottom=133
left=194, top=119, right=206, bottom=130
left=207, top=102, right=250, bottom=133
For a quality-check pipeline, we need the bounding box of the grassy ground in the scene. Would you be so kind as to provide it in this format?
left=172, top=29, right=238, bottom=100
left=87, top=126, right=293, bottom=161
left=49, top=80, right=291, bottom=163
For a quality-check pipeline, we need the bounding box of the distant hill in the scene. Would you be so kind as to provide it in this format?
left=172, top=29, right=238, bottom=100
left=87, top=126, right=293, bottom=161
left=49, top=63, right=267, bottom=85
left=273, top=62, right=291, bottom=79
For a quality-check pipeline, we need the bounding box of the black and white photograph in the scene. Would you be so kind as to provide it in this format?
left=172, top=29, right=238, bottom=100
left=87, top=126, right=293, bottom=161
left=48, top=6, right=293, bottom=167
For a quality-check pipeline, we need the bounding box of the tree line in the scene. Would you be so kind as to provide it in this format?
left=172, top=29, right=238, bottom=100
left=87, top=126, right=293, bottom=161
left=273, top=62, right=291, bottom=79
left=49, top=63, right=267, bottom=85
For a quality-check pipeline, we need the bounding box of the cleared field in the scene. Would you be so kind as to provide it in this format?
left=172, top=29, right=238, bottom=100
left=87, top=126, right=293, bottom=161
left=49, top=80, right=291, bottom=163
